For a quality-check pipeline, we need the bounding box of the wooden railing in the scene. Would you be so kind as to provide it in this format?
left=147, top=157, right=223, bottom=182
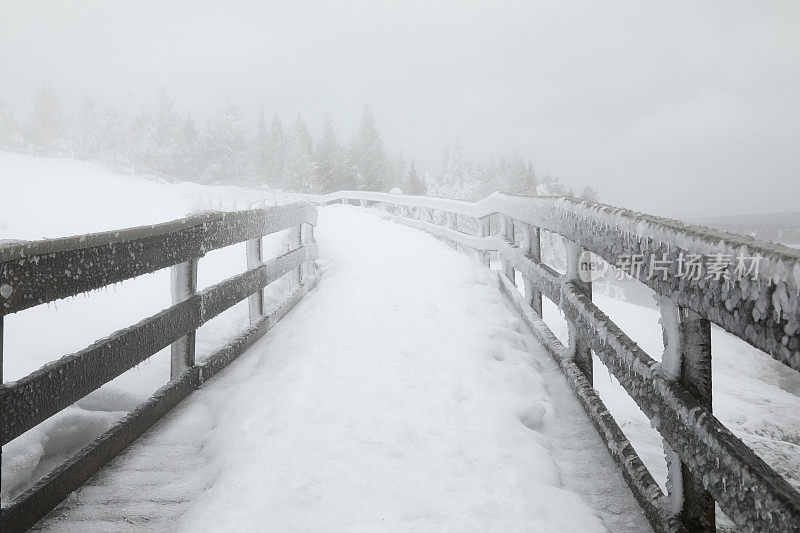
left=0, top=202, right=319, bottom=532
left=308, top=191, right=800, bottom=533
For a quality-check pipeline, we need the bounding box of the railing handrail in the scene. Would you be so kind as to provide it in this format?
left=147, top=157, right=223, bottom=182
left=313, top=191, right=800, bottom=533
left=0, top=203, right=317, bottom=316
left=307, top=191, right=800, bottom=374
left=0, top=201, right=319, bottom=532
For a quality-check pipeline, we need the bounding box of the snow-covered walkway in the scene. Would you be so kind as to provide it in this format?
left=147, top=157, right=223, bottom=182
left=37, top=206, right=650, bottom=532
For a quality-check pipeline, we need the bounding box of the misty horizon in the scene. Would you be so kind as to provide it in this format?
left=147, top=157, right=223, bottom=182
left=2, top=1, right=799, bottom=219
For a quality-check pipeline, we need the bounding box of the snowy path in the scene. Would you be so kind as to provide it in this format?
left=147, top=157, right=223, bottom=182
left=37, top=206, right=650, bottom=532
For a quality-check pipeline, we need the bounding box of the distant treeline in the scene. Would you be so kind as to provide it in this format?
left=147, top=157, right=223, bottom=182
left=0, top=85, right=595, bottom=201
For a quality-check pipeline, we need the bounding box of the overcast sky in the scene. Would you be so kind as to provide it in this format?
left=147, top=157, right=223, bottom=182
left=1, top=0, right=798, bottom=218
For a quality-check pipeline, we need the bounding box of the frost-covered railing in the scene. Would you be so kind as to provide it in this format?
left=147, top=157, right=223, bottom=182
left=310, top=191, right=800, bottom=533
left=0, top=203, right=318, bottom=532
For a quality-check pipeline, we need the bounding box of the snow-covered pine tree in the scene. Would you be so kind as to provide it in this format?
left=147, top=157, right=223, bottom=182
left=497, top=153, right=530, bottom=195
left=437, top=137, right=475, bottom=198
left=73, top=98, right=107, bottom=160
left=146, top=88, right=184, bottom=179
left=525, top=161, right=538, bottom=194
left=385, top=151, right=406, bottom=192
left=579, top=185, right=599, bottom=202
left=178, top=113, right=199, bottom=179
left=265, top=114, right=288, bottom=189
left=314, top=115, right=348, bottom=193
left=350, top=105, right=387, bottom=191
left=246, top=110, right=270, bottom=186
left=199, top=100, right=248, bottom=184
left=27, top=84, right=66, bottom=154
left=285, top=113, right=317, bottom=192
left=405, top=161, right=426, bottom=195
left=0, top=99, right=21, bottom=149
left=122, top=103, right=151, bottom=174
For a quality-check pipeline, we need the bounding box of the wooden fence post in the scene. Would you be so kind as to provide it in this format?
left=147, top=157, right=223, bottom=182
left=520, top=223, right=543, bottom=316
left=300, top=223, right=315, bottom=281
left=290, top=225, right=302, bottom=288
left=170, top=259, right=197, bottom=379
left=500, top=215, right=515, bottom=281
left=659, top=296, right=716, bottom=532
left=1, top=314, right=4, bottom=510
left=246, top=237, right=264, bottom=323
left=565, top=239, right=592, bottom=382
left=477, top=217, right=490, bottom=267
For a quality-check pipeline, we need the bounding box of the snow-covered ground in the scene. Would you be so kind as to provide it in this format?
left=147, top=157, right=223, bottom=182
left=36, top=205, right=650, bottom=532
left=2, top=152, right=799, bottom=530
left=0, top=152, right=294, bottom=502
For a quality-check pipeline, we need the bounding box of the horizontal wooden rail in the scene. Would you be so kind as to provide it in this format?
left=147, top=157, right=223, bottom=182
left=318, top=192, right=800, bottom=533
left=0, top=244, right=317, bottom=447
left=0, top=203, right=317, bottom=316
left=0, top=277, right=319, bottom=532
left=0, top=202, right=318, bottom=532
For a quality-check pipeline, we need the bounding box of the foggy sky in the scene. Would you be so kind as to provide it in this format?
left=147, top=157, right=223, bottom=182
left=1, top=0, right=798, bottom=219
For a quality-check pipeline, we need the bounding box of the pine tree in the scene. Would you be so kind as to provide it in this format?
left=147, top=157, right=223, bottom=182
left=285, top=113, right=317, bottom=192
left=27, top=84, right=66, bottom=152
left=580, top=185, right=599, bottom=202
left=247, top=110, right=270, bottom=186
left=498, top=154, right=529, bottom=195
left=139, top=88, right=185, bottom=178
left=314, top=115, right=347, bottom=193
left=265, top=114, right=287, bottom=189
left=0, top=99, right=21, bottom=148
left=350, top=105, right=387, bottom=191
left=178, top=113, right=199, bottom=178
left=199, top=100, right=248, bottom=184
left=73, top=97, right=106, bottom=159
left=525, top=162, right=538, bottom=194
left=405, top=162, right=426, bottom=195
left=385, top=151, right=406, bottom=192
left=439, top=137, right=472, bottom=190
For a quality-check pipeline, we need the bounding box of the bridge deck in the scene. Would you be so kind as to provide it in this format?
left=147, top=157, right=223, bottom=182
left=36, top=206, right=651, bottom=532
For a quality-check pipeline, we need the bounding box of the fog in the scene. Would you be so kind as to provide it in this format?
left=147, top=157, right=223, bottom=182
left=1, top=0, right=798, bottom=218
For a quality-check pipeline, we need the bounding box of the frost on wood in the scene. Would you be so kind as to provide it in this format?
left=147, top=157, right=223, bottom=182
left=0, top=202, right=317, bottom=315
left=0, top=198, right=320, bottom=532
left=496, top=273, right=682, bottom=533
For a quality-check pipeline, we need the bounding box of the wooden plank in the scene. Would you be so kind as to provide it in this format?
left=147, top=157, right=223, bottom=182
left=0, top=203, right=316, bottom=316
left=559, top=284, right=800, bottom=532
left=659, top=299, right=715, bottom=532
left=170, top=259, right=198, bottom=380
left=0, top=271, right=321, bottom=532
left=201, top=204, right=316, bottom=251
left=246, top=238, right=264, bottom=323
left=0, top=368, right=200, bottom=533
left=199, top=244, right=317, bottom=322
left=0, top=297, right=201, bottom=446
left=564, top=239, right=593, bottom=383
left=0, top=244, right=317, bottom=447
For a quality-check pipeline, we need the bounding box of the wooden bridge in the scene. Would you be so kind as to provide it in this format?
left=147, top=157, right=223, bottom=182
left=1, top=192, right=799, bottom=532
